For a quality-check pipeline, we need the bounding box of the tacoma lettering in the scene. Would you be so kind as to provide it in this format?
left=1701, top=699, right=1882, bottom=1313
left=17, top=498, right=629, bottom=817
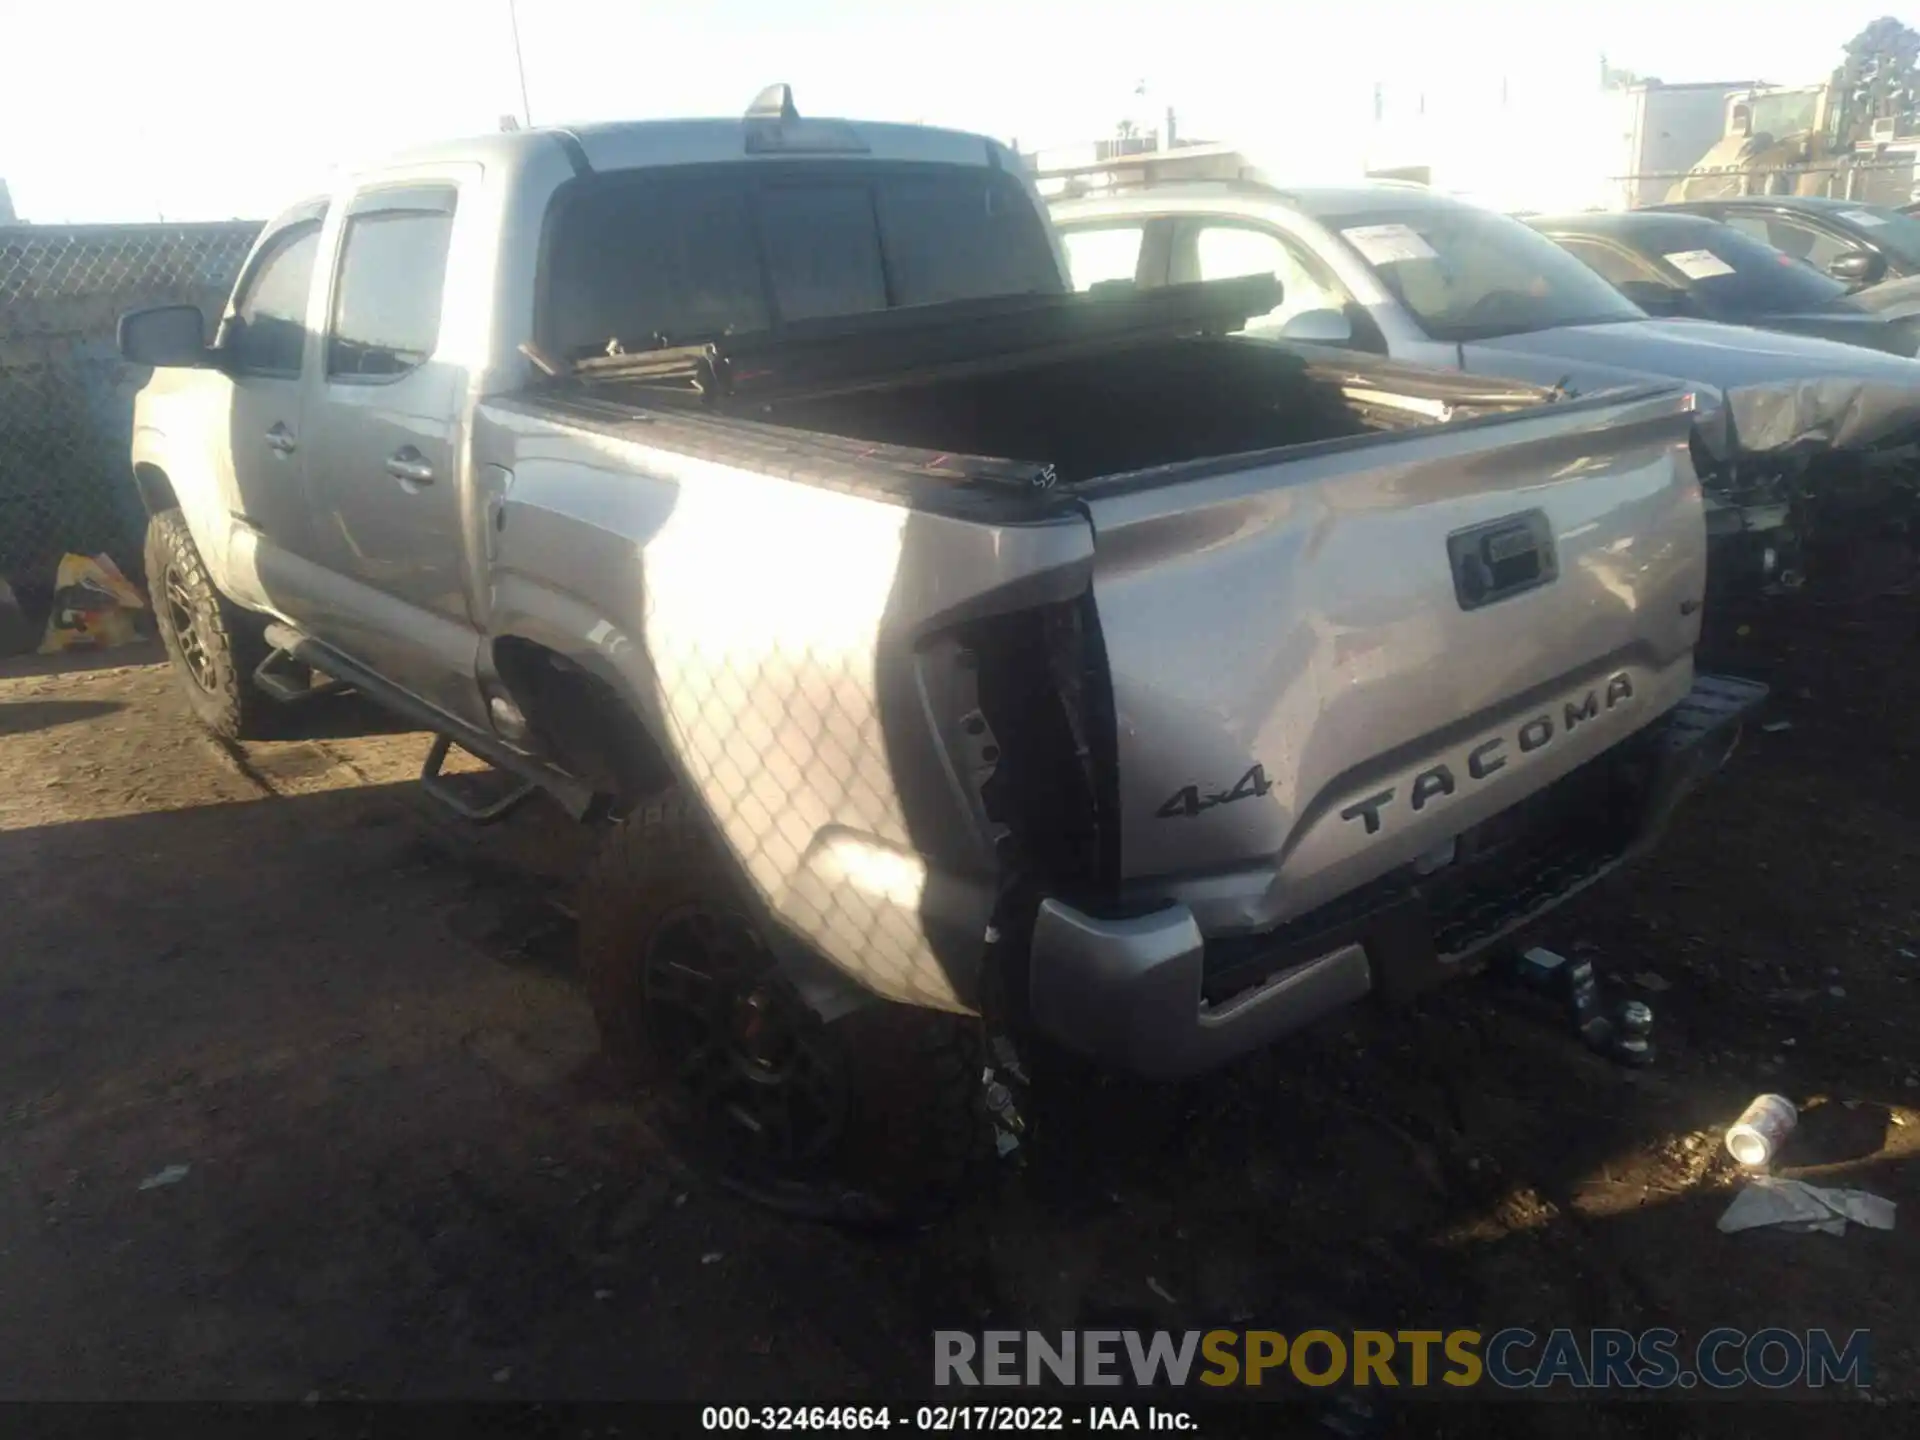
left=1340, top=673, right=1636, bottom=835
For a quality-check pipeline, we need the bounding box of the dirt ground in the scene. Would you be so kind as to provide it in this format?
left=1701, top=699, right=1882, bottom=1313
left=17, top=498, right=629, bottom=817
left=2, top=593, right=1917, bottom=1428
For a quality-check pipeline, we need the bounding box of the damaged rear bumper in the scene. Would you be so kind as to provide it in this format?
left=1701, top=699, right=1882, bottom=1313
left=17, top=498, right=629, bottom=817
left=1026, top=672, right=1768, bottom=1079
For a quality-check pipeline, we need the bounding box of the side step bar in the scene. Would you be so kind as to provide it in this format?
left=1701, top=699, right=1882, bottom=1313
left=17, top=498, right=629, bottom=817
left=251, top=647, right=348, bottom=706
left=420, top=733, right=538, bottom=825
left=259, top=623, right=597, bottom=822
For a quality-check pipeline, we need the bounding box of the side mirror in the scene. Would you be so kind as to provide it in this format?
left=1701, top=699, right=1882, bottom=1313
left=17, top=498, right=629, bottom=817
left=118, top=305, right=210, bottom=367
left=1617, top=280, right=1690, bottom=317
left=1827, top=248, right=1888, bottom=288
left=1278, top=307, right=1355, bottom=344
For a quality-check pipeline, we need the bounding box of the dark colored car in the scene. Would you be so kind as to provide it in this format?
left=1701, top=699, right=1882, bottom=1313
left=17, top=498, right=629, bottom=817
left=1649, top=196, right=1920, bottom=311
left=1527, top=210, right=1920, bottom=357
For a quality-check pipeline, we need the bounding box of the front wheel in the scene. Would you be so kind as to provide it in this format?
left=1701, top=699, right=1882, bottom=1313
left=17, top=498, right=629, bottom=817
left=144, top=508, right=274, bottom=740
left=579, top=791, right=993, bottom=1224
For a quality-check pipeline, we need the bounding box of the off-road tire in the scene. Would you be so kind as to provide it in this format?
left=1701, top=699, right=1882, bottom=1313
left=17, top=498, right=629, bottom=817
left=145, top=508, right=275, bottom=740
left=579, top=790, right=992, bottom=1224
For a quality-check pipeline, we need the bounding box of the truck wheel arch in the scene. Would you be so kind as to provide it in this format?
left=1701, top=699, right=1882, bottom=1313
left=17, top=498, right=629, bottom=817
left=132, top=462, right=179, bottom=517
left=490, top=634, right=676, bottom=812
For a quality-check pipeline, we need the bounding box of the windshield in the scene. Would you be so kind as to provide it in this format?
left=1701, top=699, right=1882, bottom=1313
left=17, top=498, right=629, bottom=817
left=1631, top=220, right=1853, bottom=315
left=1833, top=204, right=1920, bottom=267
left=1325, top=206, right=1645, bottom=342
left=540, top=163, right=1063, bottom=362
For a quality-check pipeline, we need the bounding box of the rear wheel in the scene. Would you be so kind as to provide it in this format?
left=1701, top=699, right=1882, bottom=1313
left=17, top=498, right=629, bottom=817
left=144, top=508, right=274, bottom=740
left=579, top=791, right=993, bottom=1224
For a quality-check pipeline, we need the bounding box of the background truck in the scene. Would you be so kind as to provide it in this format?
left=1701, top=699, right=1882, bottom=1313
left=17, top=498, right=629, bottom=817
left=1044, top=147, right=1920, bottom=595
left=119, top=89, right=1760, bottom=1219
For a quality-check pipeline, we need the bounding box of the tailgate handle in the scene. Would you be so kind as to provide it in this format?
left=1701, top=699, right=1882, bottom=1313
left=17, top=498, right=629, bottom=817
left=1448, top=510, right=1557, bottom=611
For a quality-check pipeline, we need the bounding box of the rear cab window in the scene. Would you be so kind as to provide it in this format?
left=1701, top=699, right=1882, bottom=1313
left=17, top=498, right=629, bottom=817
left=537, top=163, right=1063, bottom=362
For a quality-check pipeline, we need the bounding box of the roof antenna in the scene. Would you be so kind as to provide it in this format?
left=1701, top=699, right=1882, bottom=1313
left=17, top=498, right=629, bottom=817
left=746, top=84, right=799, bottom=122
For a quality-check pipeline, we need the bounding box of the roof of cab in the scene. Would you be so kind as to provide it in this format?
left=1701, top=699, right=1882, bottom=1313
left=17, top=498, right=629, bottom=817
left=373, top=116, right=1015, bottom=178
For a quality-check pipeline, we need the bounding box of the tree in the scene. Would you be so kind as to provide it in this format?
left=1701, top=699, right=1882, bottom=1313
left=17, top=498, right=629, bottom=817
left=1833, top=16, right=1920, bottom=143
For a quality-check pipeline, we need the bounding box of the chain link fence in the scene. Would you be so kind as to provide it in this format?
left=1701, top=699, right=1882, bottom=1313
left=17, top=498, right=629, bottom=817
left=0, top=221, right=261, bottom=589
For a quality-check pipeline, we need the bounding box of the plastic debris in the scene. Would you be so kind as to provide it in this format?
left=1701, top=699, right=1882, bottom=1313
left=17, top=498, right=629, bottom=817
left=1718, top=1176, right=1896, bottom=1236
left=1146, top=1276, right=1178, bottom=1305
left=492, top=1367, right=513, bottom=1384
left=137, top=1163, right=190, bottom=1191
left=1725, top=1094, right=1797, bottom=1167
left=1630, top=971, right=1672, bottom=993
left=38, top=553, right=146, bottom=654
left=701, top=1251, right=724, bottom=1265
left=1761, top=719, right=1794, bottom=734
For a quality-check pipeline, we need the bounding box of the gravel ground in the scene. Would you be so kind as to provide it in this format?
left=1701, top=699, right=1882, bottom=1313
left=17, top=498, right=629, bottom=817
left=2, top=601, right=1917, bottom=1429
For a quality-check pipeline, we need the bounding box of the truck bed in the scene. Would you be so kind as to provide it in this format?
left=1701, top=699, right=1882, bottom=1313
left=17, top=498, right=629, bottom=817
left=551, top=330, right=1571, bottom=499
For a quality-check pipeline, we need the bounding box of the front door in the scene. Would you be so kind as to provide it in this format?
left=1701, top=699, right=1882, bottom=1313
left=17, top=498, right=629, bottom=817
left=301, top=180, right=479, bottom=726
left=218, top=210, right=327, bottom=616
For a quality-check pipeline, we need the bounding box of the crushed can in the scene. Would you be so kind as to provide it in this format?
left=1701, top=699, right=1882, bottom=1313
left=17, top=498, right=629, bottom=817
left=1725, top=1093, right=1798, bottom=1168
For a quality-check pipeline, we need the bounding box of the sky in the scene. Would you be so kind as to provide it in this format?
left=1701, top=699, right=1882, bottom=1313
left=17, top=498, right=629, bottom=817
left=0, top=0, right=1908, bottom=222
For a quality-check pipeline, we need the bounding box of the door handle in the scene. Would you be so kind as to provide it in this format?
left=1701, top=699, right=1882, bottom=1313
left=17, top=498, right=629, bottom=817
left=265, top=423, right=297, bottom=455
left=384, top=448, right=435, bottom=486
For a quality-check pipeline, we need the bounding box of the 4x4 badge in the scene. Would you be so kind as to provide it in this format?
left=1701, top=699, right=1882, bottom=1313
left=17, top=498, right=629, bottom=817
left=1155, top=764, right=1273, bottom=820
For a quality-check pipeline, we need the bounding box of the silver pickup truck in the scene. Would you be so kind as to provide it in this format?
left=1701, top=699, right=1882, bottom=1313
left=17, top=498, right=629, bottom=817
left=120, top=90, right=1761, bottom=1216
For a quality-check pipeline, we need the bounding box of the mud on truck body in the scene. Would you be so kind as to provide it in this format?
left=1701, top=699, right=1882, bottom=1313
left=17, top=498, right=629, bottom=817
left=119, top=90, right=1763, bottom=1218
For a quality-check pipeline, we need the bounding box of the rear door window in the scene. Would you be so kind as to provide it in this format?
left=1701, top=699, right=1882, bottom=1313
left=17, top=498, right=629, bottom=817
left=1059, top=225, right=1148, bottom=289
left=327, top=192, right=457, bottom=379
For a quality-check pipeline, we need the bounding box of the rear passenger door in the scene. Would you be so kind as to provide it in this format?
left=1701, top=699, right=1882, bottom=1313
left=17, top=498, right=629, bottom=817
left=302, top=180, right=480, bottom=726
